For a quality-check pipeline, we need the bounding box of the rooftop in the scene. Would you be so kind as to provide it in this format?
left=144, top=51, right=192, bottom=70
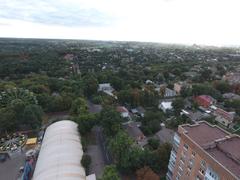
left=116, top=106, right=129, bottom=113
left=33, top=120, right=85, bottom=180
left=181, top=121, right=240, bottom=179
left=123, top=122, right=145, bottom=140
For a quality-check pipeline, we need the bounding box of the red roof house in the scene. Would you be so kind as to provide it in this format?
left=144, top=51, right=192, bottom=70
left=194, top=95, right=216, bottom=108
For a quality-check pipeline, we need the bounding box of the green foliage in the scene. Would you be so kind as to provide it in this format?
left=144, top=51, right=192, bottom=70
left=100, top=107, right=122, bottom=136
left=225, top=99, right=240, bottom=116
left=166, top=115, right=191, bottom=129
left=172, top=97, right=184, bottom=115
left=0, top=88, right=43, bottom=131
left=140, top=111, right=164, bottom=135
left=70, top=97, right=88, bottom=116
left=148, top=138, right=160, bottom=150
left=192, top=84, right=223, bottom=101
left=74, top=113, right=97, bottom=135
left=91, top=95, right=103, bottom=104
left=102, top=165, right=120, bottom=180
left=82, top=74, right=98, bottom=97
left=23, top=104, right=43, bottom=128
left=109, top=131, right=134, bottom=162
left=154, top=143, right=172, bottom=172
left=81, top=154, right=91, bottom=174
left=214, top=81, right=231, bottom=94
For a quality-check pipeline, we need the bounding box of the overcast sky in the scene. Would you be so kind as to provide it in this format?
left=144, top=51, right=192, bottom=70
left=0, top=0, right=240, bottom=46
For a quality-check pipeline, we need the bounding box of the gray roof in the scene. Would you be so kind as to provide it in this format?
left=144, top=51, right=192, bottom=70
left=155, top=127, right=174, bottom=145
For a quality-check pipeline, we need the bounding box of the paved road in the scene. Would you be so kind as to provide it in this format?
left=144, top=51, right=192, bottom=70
left=87, top=126, right=112, bottom=178
left=0, top=151, right=25, bottom=180
left=87, top=100, right=102, bottom=113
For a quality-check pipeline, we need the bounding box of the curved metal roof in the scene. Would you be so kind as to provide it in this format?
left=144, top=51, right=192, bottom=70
left=33, top=120, right=85, bottom=180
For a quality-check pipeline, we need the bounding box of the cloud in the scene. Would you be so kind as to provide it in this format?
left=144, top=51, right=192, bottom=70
left=0, top=0, right=114, bottom=27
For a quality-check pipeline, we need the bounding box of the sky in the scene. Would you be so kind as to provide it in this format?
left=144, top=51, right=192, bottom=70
left=0, top=0, right=240, bottom=46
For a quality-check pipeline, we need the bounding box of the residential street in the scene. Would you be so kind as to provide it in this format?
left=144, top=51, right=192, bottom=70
left=87, top=126, right=112, bottom=178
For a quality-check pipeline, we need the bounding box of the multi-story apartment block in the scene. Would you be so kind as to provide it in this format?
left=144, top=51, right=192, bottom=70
left=166, top=121, right=240, bottom=180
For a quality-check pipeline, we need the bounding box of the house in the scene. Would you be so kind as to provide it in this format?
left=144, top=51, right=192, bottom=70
left=155, top=127, right=174, bottom=145
left=116, top=106, right=130, bottom=118
left=181, top=109, right=211, bottom=122
left=223, top=72, right=240, bottom=85
left=194, top=95, right=216, bottom=108
left=213, top=108, right=235, bottom=128
left=98, top=83, right=114, bottom=92
left=98, top=83, right=117, bottom=99
left=123, top=122, right=147, bottom=147
left=159, top=101, right=173, bottom=113
left=164, top=88, right=177, bottom=98
left=174, top=81, right=191, bottom=95
left=223, top=93, right=240, bottom=100
left=131, top=106, right=146, bottom=117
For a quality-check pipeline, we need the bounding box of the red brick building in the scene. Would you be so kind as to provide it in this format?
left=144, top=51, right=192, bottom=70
left=166, top=121, right=240, bottom=180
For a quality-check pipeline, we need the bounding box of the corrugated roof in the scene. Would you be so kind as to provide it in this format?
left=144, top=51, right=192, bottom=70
left=33, top=120, right=85, bottom=180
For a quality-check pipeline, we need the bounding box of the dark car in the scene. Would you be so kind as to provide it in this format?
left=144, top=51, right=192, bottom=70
left=0, top=153, right=7, bottom=162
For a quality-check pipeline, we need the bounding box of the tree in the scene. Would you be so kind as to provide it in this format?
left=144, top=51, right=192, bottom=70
left=136, top=166, right=160, bottom=180
left=74, top=113, right=96, bottom=135
left=23, top=104, right=43, bottom=128
left=102, top=165, right=120, bottom=180
left=83, top=75, right=98, bottom=97
left=213, top=81, right=231, bottom=94
left=100, top=107, right=122, bottom=136
left=70, top=97, right=88, bottom=116
left=140, top=111, right=164, bottom=135
left=172, top=98, right=184, bottom=115
left=155, top=143, right=172, bottom=172
left=81, top=154, right=91, bottom=174
left=109, top=131, right=134, bottom=162
left=148, top=138, right=160, bottom=150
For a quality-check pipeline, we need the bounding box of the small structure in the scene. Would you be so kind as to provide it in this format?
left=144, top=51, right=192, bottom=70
left=213, top=108, right=235, bottom=128
left=98, top=83, right=114, bottom=92
left=164, top=88, right=177, bottom=98
left=116, top=106, right=130, bottom=118
left=159, top=101, right=173, bottom=113
left=98, top=83, right=117, bottom=99
left=123, top=122, right=147, bottom=147
left=145, top=80, right=154, bottom=84
left=131, top=106, right=146, bottom=117
left=194, top=95, right=216, bottom=108
left=25, top=138, right=37, bottom=149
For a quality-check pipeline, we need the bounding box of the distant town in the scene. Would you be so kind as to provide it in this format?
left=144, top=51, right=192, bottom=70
left=0, top=38, right=240, bottom=180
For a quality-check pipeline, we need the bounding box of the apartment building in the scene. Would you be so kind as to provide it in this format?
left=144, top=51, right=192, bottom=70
left=166, top=121, right=240, bottom=180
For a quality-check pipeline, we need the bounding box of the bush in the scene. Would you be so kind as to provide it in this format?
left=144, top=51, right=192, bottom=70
left=81, top=154, right=91, bottom=174
left=148, top=138, right=160, bottom=150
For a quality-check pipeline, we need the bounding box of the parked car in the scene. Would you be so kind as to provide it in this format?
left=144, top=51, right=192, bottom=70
left=0, top=153, right=7, bottom=162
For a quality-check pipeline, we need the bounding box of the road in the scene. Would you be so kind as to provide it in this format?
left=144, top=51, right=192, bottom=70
left=0, top=150, right=25, bottom=180
left=87, top=126, right=112, bottom=178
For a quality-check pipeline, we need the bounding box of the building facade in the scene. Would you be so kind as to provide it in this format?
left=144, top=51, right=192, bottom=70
left=166, top=121, right=240, bottom=180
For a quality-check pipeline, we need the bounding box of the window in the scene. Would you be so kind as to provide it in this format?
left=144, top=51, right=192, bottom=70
left=196, top=175, right=202, bottom=180
left=192, top=151, right=196, bottom=157
left=199, top=167, right=205, bottom=175
left=201, top=160, right=206, bottom=168
left=183, top=143, right=189, bottom=151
